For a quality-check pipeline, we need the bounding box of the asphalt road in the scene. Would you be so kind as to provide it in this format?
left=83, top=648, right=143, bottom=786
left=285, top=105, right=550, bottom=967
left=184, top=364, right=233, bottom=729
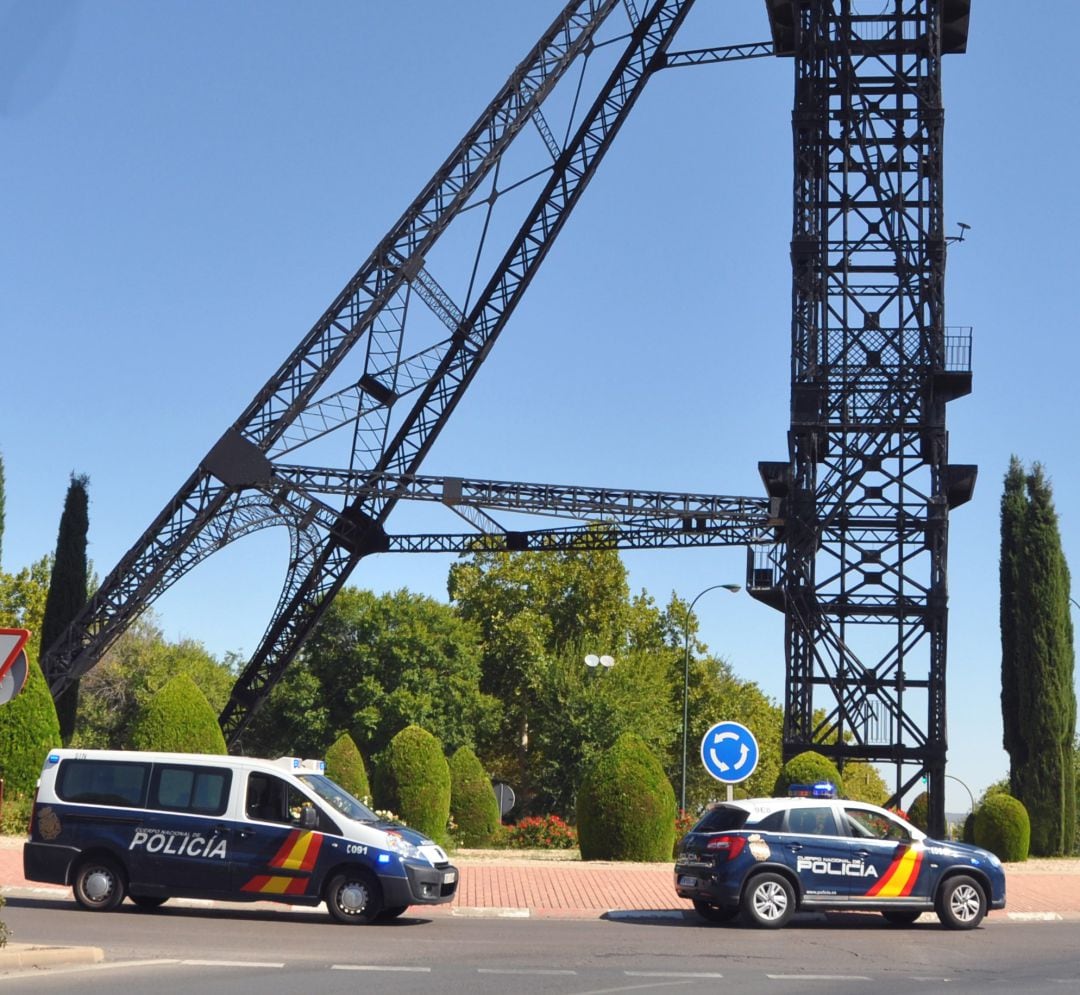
left=2, top=896, right=1079, bottom=994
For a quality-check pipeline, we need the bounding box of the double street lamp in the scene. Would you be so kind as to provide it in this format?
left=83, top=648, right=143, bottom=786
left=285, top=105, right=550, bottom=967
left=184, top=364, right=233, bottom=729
left=681, top=583, right=741, bottom=814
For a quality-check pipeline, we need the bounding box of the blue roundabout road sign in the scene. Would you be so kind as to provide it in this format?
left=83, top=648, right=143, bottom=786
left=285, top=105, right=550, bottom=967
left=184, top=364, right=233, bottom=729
left=700, top=720, right=759, bottom=785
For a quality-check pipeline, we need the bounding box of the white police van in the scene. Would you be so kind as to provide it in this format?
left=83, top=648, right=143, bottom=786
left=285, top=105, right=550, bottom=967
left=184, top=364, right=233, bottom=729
left=23, top=749, right=458, bottom=924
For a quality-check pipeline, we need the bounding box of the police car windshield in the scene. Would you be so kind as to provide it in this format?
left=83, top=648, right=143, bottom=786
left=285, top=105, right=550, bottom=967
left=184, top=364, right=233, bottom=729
left=297, top=774, right=378, bottom=823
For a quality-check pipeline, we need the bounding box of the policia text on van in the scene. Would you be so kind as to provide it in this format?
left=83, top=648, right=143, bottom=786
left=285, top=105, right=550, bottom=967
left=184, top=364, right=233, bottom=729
left=24, top=749, right=458, bottom=924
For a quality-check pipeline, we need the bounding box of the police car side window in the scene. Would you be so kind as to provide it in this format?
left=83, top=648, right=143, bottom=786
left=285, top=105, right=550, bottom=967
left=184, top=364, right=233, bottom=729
left=151, top=765, right=231, bottom=817
left=56, top=759, right=149, bottom=808
left=786, top=806, right=838, bottom=836
left=755, top=811, right=785, bottom=832
left=246, top=773, right=320, bottom=828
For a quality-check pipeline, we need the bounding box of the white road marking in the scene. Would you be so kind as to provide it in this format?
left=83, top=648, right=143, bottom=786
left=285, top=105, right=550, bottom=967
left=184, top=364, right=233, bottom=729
left=331, top=965, right=432, bottom=972
left=478, top=967, right=578, bottom=975
left=625, top=971, right=724, bottom=978
left=180, top=959, right=284, bottom=968
left=767, top=975, right=872, bottom=982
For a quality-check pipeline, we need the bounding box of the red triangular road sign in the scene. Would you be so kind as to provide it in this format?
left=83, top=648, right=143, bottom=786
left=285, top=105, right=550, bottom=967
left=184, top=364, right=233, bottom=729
left=1, top=628, right=30, bottom=681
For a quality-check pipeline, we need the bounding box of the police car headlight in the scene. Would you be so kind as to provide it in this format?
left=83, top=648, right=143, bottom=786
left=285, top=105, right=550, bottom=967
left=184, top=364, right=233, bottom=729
left=382, top=832, right=422, bottom=861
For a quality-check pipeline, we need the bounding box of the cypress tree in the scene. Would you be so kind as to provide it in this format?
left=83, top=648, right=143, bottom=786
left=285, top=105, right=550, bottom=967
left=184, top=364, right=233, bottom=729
left=1000, top=459, right=1076, bottom=855
left=1000, top=456, right=1027, bottom=772
left=40, top=474, right=90, bottom=744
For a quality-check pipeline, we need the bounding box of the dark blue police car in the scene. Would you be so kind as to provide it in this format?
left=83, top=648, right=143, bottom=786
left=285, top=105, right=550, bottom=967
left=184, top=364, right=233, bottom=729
left=674, top=791, right=1006, bottom=929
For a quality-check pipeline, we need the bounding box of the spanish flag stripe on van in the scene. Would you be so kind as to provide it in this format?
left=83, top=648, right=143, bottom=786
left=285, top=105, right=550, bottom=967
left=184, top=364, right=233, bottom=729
left=865, top=844, right=924, bottom=897
left=268, top=830, right=323, bottom=872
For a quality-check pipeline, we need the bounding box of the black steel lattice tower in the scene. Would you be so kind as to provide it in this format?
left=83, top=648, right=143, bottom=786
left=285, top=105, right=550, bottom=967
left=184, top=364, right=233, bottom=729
left=754, top=0, right=973, bottom=834
left=39, top=2, right=975, bottom=828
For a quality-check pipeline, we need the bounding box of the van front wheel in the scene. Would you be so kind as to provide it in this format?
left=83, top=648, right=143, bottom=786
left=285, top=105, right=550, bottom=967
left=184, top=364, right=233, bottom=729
left=73, top=857, right=126, bottom=912
left=325, top=870, right=382, bottom=924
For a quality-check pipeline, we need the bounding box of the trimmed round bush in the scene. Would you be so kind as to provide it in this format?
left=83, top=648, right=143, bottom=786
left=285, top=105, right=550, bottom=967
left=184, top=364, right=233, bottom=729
left=0, top=655, right=62, bottom=795
left=128, top=674, right=227, bottom=754
left=907, top=791, right=930, bottom=832
left=576, top=732, right=676, bottom=862
left=974, top=793, right=1030, bottom=863
left=374, top=725, right=451, bottom=845
left=449, top=746, right=500, bottom=847
left=324, top=732, right=370, bottom=803
left=773, top=751, right=843, bottom=797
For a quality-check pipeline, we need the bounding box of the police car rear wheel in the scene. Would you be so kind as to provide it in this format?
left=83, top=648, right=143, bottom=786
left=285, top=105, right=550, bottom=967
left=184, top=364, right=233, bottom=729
left=326, top=871, right=382, bottom=924
left=935, top=875, right=986, bottom=930
left=73, top=857, right=126, bottom=912
left=741, top=872, right=795, bottom=929
left=692, top=899, right=738, bottom=923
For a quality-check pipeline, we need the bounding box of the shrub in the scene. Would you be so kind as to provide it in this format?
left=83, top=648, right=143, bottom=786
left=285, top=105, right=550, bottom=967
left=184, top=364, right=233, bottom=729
left=907, top=791, right=930, bottom=832
left=773, top=751, right=843, bottom=797
left=0, top=655, right=62, bottom=795
left=0, top=793, right=32, bottom=836
left=449, top=746, right=500, bottom=847
left=373, top=725, right=451, bottom=845
left=324, top=733, right=370, bottom=802
left=128, top=674, right=227, bottom=754
left=974, top=793, right=1030, bottom=863
left=576, top=732, right=675, bottom=862
left=505, top=814, right=577, bottom=849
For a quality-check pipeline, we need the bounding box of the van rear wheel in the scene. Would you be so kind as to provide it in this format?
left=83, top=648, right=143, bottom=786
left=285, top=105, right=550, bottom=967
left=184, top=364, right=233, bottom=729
left=72, top=857, right=126, bottom=912
left=325, top=870, right=382, bottom=924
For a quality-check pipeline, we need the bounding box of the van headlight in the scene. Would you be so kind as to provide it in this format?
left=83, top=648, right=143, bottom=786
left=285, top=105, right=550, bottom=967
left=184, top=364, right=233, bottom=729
left=382, top=831, right=422, bottom=861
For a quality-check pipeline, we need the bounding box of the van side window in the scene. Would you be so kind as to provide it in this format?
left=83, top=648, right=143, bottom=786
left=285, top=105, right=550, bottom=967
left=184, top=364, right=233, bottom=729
left=246, top=773, right=313, bottom=827
left=56, top=760, right=149, bottom=808
left=151, top=765, right=231, bottom=817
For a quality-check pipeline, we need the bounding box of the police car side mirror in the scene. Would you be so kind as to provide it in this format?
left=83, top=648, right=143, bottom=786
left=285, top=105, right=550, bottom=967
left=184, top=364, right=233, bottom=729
left=300, top=804, right=318, bottom=830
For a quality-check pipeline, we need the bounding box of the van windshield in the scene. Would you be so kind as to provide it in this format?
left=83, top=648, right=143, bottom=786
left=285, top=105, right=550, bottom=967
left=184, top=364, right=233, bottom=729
left=297, top=774, right=379, bottom=823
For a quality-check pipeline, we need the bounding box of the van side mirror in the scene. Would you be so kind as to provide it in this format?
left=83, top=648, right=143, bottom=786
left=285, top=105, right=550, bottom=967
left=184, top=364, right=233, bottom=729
left=300, top=804, right=318, bottom=830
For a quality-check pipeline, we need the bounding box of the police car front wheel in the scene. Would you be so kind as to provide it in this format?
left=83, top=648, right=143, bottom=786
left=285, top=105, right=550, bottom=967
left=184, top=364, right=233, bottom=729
left=326, top=871, right=383, bottom=924
left=741, top=873, right=796, bottom=929
left=935, top=875, right=986, bottom=930
left=72, top=857, right=126, bottom=912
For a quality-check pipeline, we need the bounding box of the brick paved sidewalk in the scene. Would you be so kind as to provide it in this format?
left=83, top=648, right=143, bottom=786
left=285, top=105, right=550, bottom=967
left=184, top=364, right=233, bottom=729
left=4, top=838, right=1079, bottom=920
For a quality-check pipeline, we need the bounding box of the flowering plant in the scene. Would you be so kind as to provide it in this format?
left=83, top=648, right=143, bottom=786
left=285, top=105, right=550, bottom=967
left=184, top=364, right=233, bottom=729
left=505, top=814, right=578, bottom=850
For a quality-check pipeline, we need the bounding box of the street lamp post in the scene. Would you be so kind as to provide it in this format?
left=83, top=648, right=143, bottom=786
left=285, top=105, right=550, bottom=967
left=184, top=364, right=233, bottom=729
left=681, top=583, right=740, bottom=814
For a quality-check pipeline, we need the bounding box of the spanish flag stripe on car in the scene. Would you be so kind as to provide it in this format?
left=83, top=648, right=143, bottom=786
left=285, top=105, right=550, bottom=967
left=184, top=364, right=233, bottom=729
left=865, top=844, right=924, bottom=898
left=241, top=831, right=324, bottom=894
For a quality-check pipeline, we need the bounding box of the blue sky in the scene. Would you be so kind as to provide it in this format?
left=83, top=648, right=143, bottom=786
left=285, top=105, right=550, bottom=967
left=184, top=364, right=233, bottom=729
left=3, top=2, right=1078, bottom=814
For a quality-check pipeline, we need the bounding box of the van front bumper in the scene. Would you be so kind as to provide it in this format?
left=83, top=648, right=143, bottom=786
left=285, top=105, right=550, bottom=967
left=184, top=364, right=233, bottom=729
left=381, top=861, right=458, bottom=908
left=23, top=841, right=80, bottom=885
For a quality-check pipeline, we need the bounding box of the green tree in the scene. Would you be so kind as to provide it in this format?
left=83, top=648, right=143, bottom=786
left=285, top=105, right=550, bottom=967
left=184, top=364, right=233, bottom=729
left=577, top=732, right=676, bottom=861
left=248, top=588, right=496, bottom=761
left=524, top=642, right=678, bottom=815
left=324, top=732, right=371, bottom=803
left=40, top=474, right=90, bottom=744
left=73, top=614, right=234, bottom=749
left=128, top=674, right=227, bottom=754
left=374, top=725, right=451, bottom=844
left=449, top=745, right=500, bottom=846
left=449, top=541, right=639, bottom=781
left=0, top=556, right=52, bottom=644
left=774, top=751, right=843, bottom=797
left=0, top=655, right=62, bottom=794
left=841, top=762, right=889, bottom=805
left=999, top=459, right=1076, bottom=855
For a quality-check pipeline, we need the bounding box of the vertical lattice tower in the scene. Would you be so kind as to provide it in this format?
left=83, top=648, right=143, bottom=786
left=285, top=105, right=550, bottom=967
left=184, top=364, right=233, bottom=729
left=759, top=0, right=973, bottom=835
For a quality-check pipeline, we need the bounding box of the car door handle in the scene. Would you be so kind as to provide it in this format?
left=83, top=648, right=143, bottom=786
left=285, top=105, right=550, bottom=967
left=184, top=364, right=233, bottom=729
left=787, top=843, right=803, bottom=851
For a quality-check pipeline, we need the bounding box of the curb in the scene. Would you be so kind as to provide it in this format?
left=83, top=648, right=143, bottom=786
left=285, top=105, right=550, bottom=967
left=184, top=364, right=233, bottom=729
left=0, top=942, right=104, bottom=970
